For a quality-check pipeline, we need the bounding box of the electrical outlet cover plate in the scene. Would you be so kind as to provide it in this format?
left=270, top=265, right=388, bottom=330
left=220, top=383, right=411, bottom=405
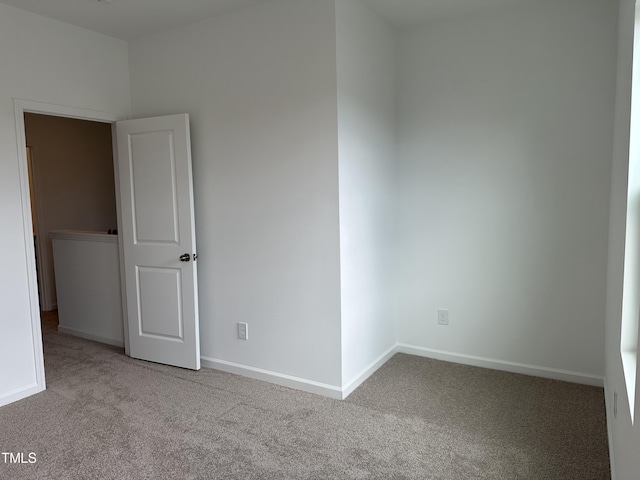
left=438, top=309, right=449, bottom=326
left=238, top=322, right=248, bottom=340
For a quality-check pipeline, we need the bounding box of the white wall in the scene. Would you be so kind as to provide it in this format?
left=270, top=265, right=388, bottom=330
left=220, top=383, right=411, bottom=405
left=335, top=0, right=397, bottom=386
left=25, top=114, right=117, bottom=311
left=52, top=232, right=123, bottom=346
left=395, top=0, right=618, bottom=379
left=605, top=0, right=640, bottom=477
left=128, top=0, right=343, bottom=388
left=0, top=3, right=130, bottom=406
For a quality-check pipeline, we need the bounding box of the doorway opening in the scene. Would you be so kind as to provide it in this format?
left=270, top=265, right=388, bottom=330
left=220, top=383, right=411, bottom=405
left=25, top=113, right=119, bottom=339
left=14, top=99, right=124, bottom=396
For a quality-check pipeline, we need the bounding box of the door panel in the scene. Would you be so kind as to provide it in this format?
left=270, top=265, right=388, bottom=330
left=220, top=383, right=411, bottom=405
left=116, top=114, right=200, bottom=370
left=129, top=130, right=180, bottom=244
left=137, top=266, right=184, bottom=340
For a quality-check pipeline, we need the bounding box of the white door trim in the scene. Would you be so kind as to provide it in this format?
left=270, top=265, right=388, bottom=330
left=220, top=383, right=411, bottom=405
left=13, top=99, right=128, bottom=397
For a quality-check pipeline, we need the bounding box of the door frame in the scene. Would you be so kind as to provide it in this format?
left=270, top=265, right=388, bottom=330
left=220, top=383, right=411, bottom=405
left=14, top=99, right=130, bottom=396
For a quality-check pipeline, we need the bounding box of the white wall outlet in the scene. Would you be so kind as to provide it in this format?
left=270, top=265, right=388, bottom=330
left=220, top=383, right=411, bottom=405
left=437, top=308, right=449, bottom=326
left=238, top=322, right=248, bottom=340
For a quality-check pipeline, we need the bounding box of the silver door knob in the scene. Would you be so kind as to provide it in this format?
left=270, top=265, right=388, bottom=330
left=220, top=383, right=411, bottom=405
left=179, top=253, right=191, bottom=262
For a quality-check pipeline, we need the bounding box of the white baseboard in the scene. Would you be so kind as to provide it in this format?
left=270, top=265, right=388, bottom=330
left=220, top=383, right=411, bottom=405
left=202, top=345, right=396, bottom=400
left=200, top=356, right=344, bottom=399
left=201, top=344, right=604, bottom=402
left=57, top=326, right=124, bottom=348
left=396, top=343, right=604, bottom=387
left=341, top=344, right=397, bottom=399
left=0, top=383, right=42, bottom=408
left=42, top=301, right=58, bottom=313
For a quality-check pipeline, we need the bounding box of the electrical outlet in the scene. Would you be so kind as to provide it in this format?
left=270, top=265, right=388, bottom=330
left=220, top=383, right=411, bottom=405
left=238, top=322, right=248, bottom=340
left=614, top=390, right=618, bottom=419
left=437, top=309, right=449, bottom=326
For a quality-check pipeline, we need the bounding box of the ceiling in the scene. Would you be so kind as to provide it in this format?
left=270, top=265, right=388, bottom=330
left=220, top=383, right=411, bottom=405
left=0, top=0, right=271, bottom=41
left=0, top=0, right=541, bottom=41
left=365, top=0, right=540, bottom=27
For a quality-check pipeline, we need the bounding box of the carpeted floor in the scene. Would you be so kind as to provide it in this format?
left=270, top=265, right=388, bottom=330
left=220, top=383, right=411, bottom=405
left=0, top=326, right=610, bottom=479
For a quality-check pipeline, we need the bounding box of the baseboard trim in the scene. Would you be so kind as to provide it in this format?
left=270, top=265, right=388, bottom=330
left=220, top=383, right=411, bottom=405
left=57, top=326, right=124, bottom=348
left=341, top=344, right=397, bottom=399
left=201, top=344, right=604, bottom=401
left=200, top=356, right=343, bottom=399
left=0, top=383, right=42, bottom=408
left=396, top=344, right=605, bottom=387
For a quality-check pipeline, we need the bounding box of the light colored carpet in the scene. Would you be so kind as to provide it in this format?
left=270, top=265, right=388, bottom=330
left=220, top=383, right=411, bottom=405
left=0, top=329, right=609, bottom=479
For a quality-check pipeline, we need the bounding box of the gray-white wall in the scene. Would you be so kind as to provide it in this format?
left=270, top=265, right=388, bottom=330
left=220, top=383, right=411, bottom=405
left=336, top=0, right=397, bottom=386
left=395, top=0, right=617, bottom=379
left=129, top=0, right=343, bottom=388
left=0, top=3, right=130, bottom=406
left=129, top=0, right=619, bottom=390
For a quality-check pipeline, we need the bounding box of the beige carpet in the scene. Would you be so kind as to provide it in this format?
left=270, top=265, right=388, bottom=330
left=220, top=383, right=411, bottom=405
left=0, top=329, right=610, bottom=479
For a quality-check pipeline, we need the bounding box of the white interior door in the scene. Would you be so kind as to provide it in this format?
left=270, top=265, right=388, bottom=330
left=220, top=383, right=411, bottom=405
left=116, top=114, right=200, bottom=370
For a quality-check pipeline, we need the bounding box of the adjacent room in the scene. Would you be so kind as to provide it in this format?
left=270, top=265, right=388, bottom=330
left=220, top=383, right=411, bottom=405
left=23, top=113, right=123, bottom=345
left=0, top=0, right=638, bottom=478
